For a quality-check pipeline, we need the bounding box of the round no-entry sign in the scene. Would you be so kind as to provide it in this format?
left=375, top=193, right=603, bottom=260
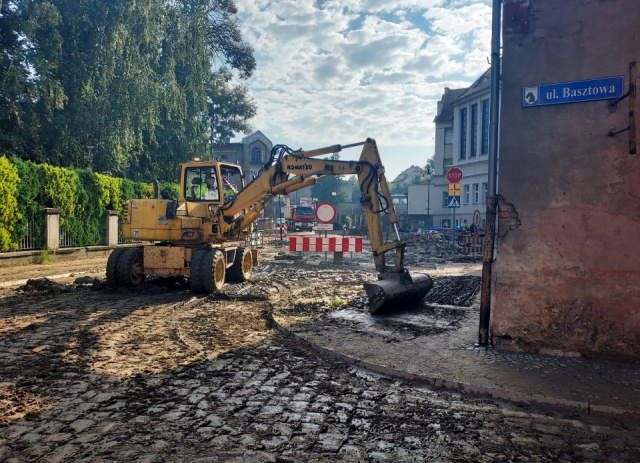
left=315, top=202, right=336, bottom=224
left=473, top=209, right=481, bottom=227
left=446, top=167, right=463, bottom=183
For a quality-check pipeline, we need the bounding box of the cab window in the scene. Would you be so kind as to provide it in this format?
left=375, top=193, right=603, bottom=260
left=220, top=166, right=243, bottom=203
left=185, top=167, right=220, bottom=201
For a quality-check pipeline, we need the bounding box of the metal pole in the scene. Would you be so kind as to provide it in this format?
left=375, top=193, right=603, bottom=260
left=279, top=195, right=283, bottom=242
left=479, top=0, right=502, bottom=346
left=427, top=180, right=431, bottom=228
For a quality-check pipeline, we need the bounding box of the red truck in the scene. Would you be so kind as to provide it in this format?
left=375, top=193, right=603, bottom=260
left=285, top=204, right=315, bottom=231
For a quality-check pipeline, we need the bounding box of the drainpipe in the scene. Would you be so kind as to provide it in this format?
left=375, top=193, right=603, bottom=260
left=478, top=0, right=502, bottom=346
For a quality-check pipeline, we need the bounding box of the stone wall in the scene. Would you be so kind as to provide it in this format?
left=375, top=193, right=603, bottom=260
left=492, top=0, right=640, bottom=361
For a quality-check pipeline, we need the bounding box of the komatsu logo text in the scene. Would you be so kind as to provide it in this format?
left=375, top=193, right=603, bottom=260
left=287, top=164, right=313, bottom=171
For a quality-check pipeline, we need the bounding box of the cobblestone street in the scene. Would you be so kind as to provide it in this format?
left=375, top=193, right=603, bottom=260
left=1, top=252, right=639, bottom=462
left=4, top=334, right=640, bottom=462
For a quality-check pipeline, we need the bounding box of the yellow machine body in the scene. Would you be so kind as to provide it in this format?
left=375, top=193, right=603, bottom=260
left=110, top=138, right=432, bottom=312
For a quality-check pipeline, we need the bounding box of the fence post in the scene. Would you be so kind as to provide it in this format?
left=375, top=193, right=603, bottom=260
left=44, top=208, right=61, bottom=251
left=105, top=210, right=119, bottom=247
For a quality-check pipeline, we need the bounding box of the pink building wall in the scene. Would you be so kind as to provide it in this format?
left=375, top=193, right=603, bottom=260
left=492, top=0, right=640, bottom=361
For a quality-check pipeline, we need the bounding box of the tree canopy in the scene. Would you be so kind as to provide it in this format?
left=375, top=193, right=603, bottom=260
left=0, top=0, right=256, bottom=182
left=310, top=153, right=349, bottom=204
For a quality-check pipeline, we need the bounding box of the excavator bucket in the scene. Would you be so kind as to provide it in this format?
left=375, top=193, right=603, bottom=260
left=364, top=272, right=433, bottom=314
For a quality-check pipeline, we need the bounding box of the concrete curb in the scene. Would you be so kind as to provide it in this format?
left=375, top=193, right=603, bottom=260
left=271, top=321, right=640, bottom=419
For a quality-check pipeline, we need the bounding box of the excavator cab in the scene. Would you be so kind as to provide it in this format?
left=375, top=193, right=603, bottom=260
left=182, top=163, right=244, bottom=203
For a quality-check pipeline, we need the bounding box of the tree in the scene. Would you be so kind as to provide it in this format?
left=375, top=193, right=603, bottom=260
left=0, top=0, right=256, bottom=182
left=311, top=175, right=348, bottom=205
left=424, top=156, right=435, bottom=175
left=310, top=154, right=349, bottom=204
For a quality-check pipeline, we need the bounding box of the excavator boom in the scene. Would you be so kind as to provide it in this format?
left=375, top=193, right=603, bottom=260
left=223, top=137, right=432, bottom=313
left=117, top=137, right=432, bottom=313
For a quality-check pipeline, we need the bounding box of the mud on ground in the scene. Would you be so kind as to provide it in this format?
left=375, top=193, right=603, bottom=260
left=2, top=238, right=640, bottom=462
left=0, top=237, right=480, bottom=422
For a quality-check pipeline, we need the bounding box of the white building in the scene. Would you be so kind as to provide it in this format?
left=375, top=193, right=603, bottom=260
left=428, top=69, right=492, bottom=229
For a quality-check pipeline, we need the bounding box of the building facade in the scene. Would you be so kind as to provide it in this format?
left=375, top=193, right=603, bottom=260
left=492, top=0, right=640, bottom=361
left=430, top=69, right=492, bottom=229
left=213, top=131, right=320, bottom=219
left=212, top=131, right=273, bottom=181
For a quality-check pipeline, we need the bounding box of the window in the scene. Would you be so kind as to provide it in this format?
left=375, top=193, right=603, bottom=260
left=251, top=146, right=262, bottom=163
left=464, top=184, right=470, bottom=204
left=441, top=219, right=450, bottom=228
left=442, top=191, right=449, bottom=208
left=481, top=99, right=489, bottom=155
left=220, top=165, right=243, bottom=202
left=459, top=108, right=467, bottom=159
left=470, top=104, right=477, bottom=158
left=482, top=182, right=488, bottom=203
left=185, top=167, right=220, bottom=202
left=473, top=183, right=479, bottom=203
left=443, top=158, right=453, bottom=174
left=444, top=127, right=453, bottom=145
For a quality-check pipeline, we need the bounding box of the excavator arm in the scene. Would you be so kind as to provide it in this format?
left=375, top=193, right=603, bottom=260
left=218, top=138, right=432, bottom=312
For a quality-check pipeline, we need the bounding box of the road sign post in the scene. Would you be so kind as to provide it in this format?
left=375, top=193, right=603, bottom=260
left=315, top=202, right=336, bottom=223
left=473, top=209, right=481, bottom=228
left=446, top=168, right=463, bottom=251
left=446, top=167, right=463, bottom=184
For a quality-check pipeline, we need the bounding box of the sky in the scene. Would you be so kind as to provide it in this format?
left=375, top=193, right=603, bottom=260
left=233, top=0, right=493, bottom=181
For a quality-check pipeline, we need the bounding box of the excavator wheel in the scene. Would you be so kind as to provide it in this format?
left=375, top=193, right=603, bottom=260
left=116, top=247, right=145, bottom=287
left=203, top=249, right=226, bottom=293
left=229, top=247, right=252, bottom=282
left=190, top=249, right=209, bottom=293
left=106, top=247, right=127, bottom=287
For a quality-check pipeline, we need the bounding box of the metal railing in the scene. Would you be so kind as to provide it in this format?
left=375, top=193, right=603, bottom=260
left=246, top=230, right=264, bottom=248
left=118, top=220, right=132, bottom=244
left=59, top=219, right=105, bottom=248
left=16, top=221, right=44, bottom=251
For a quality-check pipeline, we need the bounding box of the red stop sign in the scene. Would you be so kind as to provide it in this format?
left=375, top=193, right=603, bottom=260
left=446, top=167, right=463, bottom=183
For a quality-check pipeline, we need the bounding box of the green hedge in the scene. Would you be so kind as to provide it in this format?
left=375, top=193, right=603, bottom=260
left=0, top=156, right=160, bottom=251
left=0, top=157, right=21, bottom=251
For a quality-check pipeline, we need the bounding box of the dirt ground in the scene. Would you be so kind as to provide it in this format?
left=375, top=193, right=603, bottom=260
left=1, top=236, right=639, bottom=461
left=0, top=235, right=481, bottom=424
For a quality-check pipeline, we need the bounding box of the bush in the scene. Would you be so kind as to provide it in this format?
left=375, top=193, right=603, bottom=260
left=0, top=157, right=21, bottom=251
left=9, top=158, right=45, bottom=246
left=1, top=158, right=154, bottom=250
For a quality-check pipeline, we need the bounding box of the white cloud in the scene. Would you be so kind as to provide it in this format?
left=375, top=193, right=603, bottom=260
left=233, top=0, right=492, bottom=179
left=324, top=0, right=446, bottom=14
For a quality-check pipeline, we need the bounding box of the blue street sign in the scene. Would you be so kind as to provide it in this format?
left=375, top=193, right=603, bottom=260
left=523, top=76, right=624, bottom=107
left=448, top=196, right=460, bottom=208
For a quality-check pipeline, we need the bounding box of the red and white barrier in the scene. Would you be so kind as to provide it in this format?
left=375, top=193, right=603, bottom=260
left=461, top=234, right=483, bottom=254
left=290, top=236, right=363, bottom=253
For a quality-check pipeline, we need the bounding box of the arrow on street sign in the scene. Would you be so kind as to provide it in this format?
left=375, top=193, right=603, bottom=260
left=448, top=196, right=461, bottom=208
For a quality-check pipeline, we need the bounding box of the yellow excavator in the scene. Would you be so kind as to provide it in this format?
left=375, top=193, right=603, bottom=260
left=107, top=138, right=432, bottom=313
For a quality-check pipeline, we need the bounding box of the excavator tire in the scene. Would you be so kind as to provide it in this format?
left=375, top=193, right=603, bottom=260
left=203, top=249, right=226, bottom=293
left=190, top=249, right=209, bottom=293
left=116, top=247, right=145, bottom=287
left=106, top=247, right=127, bottom=287
left=229, top=247, right=252, bottom=282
